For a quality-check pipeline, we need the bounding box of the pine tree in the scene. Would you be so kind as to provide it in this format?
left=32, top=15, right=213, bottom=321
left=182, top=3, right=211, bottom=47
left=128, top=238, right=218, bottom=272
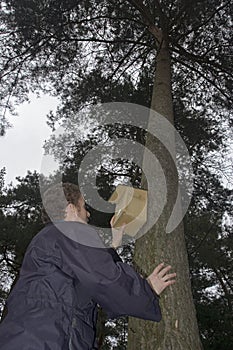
left=0, top=1, right=232, bottom=348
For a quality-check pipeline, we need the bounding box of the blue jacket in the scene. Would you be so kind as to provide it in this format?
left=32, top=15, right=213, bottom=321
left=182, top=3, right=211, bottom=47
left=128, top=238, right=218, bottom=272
left=0, top=221, right=161, bottom=349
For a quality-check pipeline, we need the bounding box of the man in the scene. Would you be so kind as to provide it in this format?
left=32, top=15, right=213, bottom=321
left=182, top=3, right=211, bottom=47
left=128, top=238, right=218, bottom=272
left=0, top=183, right=176, bottom=349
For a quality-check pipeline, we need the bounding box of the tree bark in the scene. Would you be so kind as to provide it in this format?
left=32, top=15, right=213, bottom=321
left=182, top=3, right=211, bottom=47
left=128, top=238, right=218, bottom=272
left=127, top=40, right=203, bottom=349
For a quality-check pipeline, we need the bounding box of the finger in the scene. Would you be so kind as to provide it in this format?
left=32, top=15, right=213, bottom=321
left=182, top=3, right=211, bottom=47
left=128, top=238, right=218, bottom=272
left=110, top=216, right=115, bottom=226
left=162, top=273, right=176, bottom=281
left=165, top=279, right=176, bottom=286
left=158, top=265, right=172, bottom=278
left=153, top=262, right=165, bottom=275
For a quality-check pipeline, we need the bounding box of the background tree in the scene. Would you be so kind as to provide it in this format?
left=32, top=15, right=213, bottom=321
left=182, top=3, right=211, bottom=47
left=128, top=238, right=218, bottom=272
left=0, top=171, right=43, bottom=317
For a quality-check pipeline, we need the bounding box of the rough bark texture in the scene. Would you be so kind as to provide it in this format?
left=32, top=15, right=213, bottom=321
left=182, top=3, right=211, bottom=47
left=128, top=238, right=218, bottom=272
left=127, top=42, right=203, bottom=350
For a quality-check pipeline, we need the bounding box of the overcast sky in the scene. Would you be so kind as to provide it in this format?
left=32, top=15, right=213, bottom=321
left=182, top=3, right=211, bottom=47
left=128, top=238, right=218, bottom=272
left=0, top=93, right=232, bottom=190
left=0, top=93, right=58, bottom=185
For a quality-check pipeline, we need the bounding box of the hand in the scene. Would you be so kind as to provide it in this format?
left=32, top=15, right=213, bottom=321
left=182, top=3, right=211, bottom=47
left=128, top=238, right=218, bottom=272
left=110, top=216, right=126, bottom=248
left=146, top=263, right=176, bottom=295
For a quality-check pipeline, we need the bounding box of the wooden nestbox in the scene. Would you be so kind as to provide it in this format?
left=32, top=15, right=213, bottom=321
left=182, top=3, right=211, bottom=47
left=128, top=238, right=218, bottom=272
left=108, top=185, right=148, bottom=237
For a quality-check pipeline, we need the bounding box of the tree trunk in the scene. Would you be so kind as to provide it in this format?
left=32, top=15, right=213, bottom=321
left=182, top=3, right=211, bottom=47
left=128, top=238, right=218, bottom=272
left=127, top=42, right=203, bottom=349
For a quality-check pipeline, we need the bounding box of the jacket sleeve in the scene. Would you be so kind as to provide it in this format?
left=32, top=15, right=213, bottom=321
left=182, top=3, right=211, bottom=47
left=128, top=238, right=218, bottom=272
left=59, top=229, right=161, bottom=322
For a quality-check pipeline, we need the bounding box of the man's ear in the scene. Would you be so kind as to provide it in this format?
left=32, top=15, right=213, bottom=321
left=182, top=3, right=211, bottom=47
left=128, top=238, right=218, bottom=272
left=66, top=203, right=72, bottom=210
left=65, top=203, right=74, bottom=215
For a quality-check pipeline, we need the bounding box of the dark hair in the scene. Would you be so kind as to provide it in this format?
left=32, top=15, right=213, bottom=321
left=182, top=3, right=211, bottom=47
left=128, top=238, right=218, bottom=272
left=41, top=183, right=82, bottom=224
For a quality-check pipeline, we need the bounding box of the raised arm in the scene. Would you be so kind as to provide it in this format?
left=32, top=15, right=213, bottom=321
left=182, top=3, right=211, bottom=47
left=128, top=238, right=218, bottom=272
left=59, top=225, right=162, bottom=321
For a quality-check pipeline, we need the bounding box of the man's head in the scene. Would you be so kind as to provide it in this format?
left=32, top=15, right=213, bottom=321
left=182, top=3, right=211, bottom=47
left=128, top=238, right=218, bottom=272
left=41, top=183, right=90, bottom=224
left=65, top=195, right=90, bottom=224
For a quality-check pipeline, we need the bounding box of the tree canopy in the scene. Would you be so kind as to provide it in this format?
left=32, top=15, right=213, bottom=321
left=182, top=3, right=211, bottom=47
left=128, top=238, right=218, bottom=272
left=0, top=0, right=232, bottom=132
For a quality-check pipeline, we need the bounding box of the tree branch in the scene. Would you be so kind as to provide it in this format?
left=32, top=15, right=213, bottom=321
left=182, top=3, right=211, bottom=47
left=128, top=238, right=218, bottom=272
left=126, top=0, right=154, bottom=26
left=1, top=74, right=21, bottom=135
left=70, top=15, right=145, bottom=27
left=219, top=267, right=233, bottom=293
left=127, top=0, right=163, bottom=45
left=189, top=222, right=216, bottom=258
left=172, top=56, right=232, bottom=102
left=172, top=43, right=232, bottom=77
left=109, top=30, right=149, bottom=80
left=113, top=47, right=151, bottom=82
left=213, top=267, right=232, bottom=312
left=68, top=36, right=151, bottom=47
left=176, top=0, right=231, bottom=42
left=0, top=35, right=54, bottom=79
